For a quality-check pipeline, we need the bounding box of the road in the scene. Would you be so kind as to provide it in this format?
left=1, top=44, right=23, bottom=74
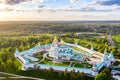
left=0, top=72, right=44, bottom=80
left=116, top=59, right=120, bottom=62
left=108, top=34, right=115, bottom=46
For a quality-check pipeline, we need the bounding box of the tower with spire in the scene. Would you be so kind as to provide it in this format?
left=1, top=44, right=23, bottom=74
left=92, top=62, right=98, bottom=76
left=109, top=51, right=115, bottom=64
left=49, top=36, right=59, bottom=58
left=90, top=45, right=94, bottom=51
left=103, top=50, right=111, bottom=67
left=15, top=48, right=19, bottom=57
left=103, top=50, right=108, bottom=61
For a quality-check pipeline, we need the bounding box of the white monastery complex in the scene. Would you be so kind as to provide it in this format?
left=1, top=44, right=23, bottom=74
left=15, top=37, right=115, bottom=76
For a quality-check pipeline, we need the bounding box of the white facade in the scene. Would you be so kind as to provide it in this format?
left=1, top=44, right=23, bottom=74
left=49, top=37, right=59, bottom=58
left=92, top=50, right=115, bottom=76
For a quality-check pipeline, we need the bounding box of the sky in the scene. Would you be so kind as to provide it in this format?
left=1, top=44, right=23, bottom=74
left=0, top=0, right=120, bottom=21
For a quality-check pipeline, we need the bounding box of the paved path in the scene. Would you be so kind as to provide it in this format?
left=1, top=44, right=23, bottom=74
left=69, top=61, right=73, bottom=67
left=111, top=70, right=120, bottom=80
left=0, top=72, right=44, bottom=80
left=40, top=53, right=48, bottom=62
left=72, top=64, right=75, bottom=67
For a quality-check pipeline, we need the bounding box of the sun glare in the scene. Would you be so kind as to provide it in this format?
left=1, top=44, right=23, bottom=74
left=0, top=4, right=7, bottom=9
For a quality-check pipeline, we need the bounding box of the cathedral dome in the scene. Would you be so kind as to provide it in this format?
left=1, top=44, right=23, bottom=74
left=53, top=36, right=58, bottom=42
left=60, top=39, right=65, bottom=45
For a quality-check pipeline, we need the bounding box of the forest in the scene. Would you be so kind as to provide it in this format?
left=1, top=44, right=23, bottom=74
left=0, top=21, right=120, bottom=37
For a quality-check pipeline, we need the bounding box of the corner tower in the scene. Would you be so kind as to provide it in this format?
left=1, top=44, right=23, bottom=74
left=92, top=62, right=98, bottom=76
left=103, top=50, right=110, bottom=67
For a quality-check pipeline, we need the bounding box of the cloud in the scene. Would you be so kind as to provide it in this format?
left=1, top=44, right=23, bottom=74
left=57, top=6, right=99, bottom=12
left=0, top=0, right=84, bottom=5
left=51, top=7, right=98, bottom=12
left=0, top=7, right=14, bottom=12
left=35, top=4, right=53, bottom=12
left=0, top=0, right=45, bottom=5
left=36, top=5, right=46, bottom=9
left=34, top=5, right=120, bottom=13
left=70, top=0, right=81, bottom=3
left=93, top=0, right=120, bottom=6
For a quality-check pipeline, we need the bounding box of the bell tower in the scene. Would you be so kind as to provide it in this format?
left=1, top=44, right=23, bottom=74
left=109, top=51, right=115, bottom=64
left=103, top=50, right=110, bottom=67
left=51, top=36, right=58, bottom=47
left=92, top=62, right=98, bottom=76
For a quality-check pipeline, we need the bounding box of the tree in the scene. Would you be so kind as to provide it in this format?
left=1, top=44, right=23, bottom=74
left=76, top=71, right=81, bottom=80
left=0, top=58, right=2, bottom=64
left=95, top=73, right=108, bottom=80
left=69, top=69, right=76, bottom=80
left=59, top=72, right=63, bottom=79
left=0, top=62, right=6, bottom=71
left=5, top=60, right=13, bottom=72
left=80, top=72, right=85, bottom=80
left=64, top=68, right=67, bottom=77
left=95, top=68, right=114, bottom=80
left=48, top=67, right=54, bottom=76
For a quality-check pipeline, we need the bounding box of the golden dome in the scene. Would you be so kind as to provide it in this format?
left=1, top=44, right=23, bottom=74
left=53, top=36, right=58, bottom=42
left=60, top=39, right=65, bottom=45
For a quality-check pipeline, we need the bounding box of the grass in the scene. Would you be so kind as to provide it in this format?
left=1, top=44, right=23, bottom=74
left=33, top=49, right=92, bottom=68
left=39, top=57, right=92, bottom=68
left=54, top=62, right=70, bottom=66
left=33, top=51, right=46, bottom=61
left=73, top=62, right=92, bottom=68
left=39, top=58, right=70, bottom=66
left=113, top=61, right=120, bottom=66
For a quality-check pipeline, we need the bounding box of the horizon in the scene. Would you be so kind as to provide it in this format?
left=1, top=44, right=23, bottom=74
left=0, top=20, right=120, bottom=22
left=0, top=0, right=120, bottom=21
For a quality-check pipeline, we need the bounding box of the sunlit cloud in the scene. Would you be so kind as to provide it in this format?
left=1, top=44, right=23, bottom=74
left=70, top=0, right=81, bottom=3
left=0, top=0, right=45, bottom=5
left=0, top=0, right=120, bottom=21
left=0, top=4, right=14, bottom=12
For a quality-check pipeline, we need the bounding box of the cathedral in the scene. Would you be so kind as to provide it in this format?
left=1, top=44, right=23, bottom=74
left=49, top=37, right=83, bottom=61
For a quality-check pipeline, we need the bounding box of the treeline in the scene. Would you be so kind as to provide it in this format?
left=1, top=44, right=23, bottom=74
left=0, top=22, right=120, bottom=37
left=18, top=66, right=113, bottom=80
left=18, top=67, right=93, bottom=80
left=95, top=68, right=114, bottom=80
